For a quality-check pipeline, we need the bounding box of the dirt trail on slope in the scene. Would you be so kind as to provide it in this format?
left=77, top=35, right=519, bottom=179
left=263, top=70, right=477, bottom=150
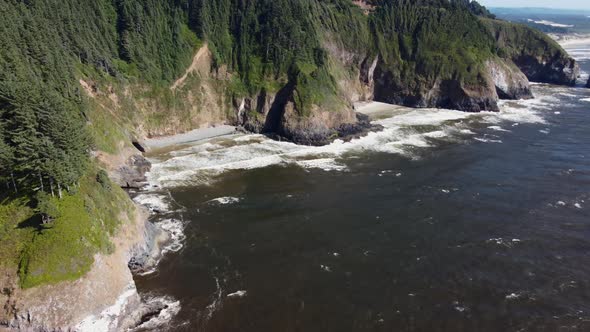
left=170, top=43, right=210, bottom=91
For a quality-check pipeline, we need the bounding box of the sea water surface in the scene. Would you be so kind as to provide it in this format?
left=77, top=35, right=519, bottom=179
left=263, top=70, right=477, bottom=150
left=132, top=43, right=590, bottom=331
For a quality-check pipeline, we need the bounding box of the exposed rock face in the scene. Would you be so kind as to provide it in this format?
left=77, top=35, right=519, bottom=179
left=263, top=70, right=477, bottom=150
left=485, top=59, right=533, bottom=100
left=481, top=18, right=579, bottom=86
left=111, top=154, right=151, bottom=189
left=372, top=63, right=500, bottom=112
left=0, top=206, right=163, bottom=331
left=236, top=83, right=365, bottom=146
left=513, top=54, right=579, bottom=86
left=0, top=145, right=171, bottom=332
left=127, top=220, right=170, bottom=274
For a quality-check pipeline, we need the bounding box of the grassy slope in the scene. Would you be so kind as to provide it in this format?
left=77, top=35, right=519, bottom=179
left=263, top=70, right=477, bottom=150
left=1, top=167, right=134, bottom=289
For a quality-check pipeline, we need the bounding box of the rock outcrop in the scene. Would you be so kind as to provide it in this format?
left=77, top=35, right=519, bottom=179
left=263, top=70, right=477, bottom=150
left=235, top=86, right=365, bottom=146
left=372, top=65, right=500, bottom=112
left=0, top=206, right=163, bottom=331
left=513, top=54, right=578, bottom=86
left=485, top=58, right=533, bottom=100
left=481, top=18, right=579, bottom=86
left=0, top=146, right=170, bottom=331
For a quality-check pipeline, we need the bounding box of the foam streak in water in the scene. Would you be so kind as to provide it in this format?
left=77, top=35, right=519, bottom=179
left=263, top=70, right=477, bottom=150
left=146, top=87, right=561, bottom=188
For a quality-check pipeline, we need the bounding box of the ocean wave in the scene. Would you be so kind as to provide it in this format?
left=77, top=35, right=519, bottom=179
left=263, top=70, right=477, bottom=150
left=208, top=196, right=242, bottom=205
left=76, top=284, right=138, bottom=331
left=158, top=218, right=186, bottom=254
left=227, top=290, right=247, bottom=298
left=133, top=194, right=170, bottom=213
left=146, top=88, right=561, bottom=188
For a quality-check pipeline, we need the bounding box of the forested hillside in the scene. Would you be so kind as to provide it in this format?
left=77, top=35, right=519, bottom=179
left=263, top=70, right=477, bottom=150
left=0, top=0, right=578, bottom=291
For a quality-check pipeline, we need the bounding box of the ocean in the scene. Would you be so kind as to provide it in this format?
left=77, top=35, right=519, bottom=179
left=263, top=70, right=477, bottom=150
left=130, top=41, right=590, bottom=331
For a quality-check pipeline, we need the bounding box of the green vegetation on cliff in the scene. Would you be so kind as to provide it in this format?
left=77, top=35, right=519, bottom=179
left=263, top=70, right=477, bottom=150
left=0, top=0, right=576, bottom=288
left=480, top=18, right=567, bottom=61
left=480, top=18, right=578, bottom=85
left=0, top=167, right=133, bottom=288
left=371, top=0, right=497, bottom=85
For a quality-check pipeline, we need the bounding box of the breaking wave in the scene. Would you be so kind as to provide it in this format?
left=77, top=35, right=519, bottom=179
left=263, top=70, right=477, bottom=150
left=145, top=86, right=563, bottom=189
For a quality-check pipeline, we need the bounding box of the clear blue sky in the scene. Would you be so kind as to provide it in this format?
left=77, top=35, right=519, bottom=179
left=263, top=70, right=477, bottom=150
left=479, top=0, right=590, bottom=10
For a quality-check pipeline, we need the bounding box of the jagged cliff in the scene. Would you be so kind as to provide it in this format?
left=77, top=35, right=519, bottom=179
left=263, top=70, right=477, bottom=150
left=481, top=18, right=579, bottom=86
left=0, top=0, right=582, bottom=330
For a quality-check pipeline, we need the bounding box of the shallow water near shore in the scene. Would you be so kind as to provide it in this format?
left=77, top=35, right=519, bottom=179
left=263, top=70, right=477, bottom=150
left=131, top=47, right=590, bottom=331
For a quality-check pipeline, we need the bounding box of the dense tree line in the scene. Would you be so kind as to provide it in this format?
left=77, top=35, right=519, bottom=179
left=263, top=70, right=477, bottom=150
left=369, top=0, right=497, bottom=84
left=0, top=0, right=198, bottom=198
left=0, top=0, right=499, bottom=197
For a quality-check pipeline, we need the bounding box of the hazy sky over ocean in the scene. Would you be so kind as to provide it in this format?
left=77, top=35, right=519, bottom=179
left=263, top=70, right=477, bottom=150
left=479, top=0, right=590, bottom=10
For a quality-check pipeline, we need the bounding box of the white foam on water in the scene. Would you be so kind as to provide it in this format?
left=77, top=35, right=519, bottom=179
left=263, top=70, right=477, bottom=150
left=581, top=98, right=590, bottom=103
left=205, top=277, right=224, bottom=320
left=454, top=305, right=467, bottom=313
left=208, top=196, right=241, bottom=205
left=527, top=19, right=573, bottom=28
left=486, top=237, right=521, bottom=248
left=133, top=194, right=170, bottom=212
left=158, top=218, right=186, bottom=254
left=558, top=92, right=577, bottom=97
left=374, top=108, right=471, bottom=126
left=146, top=90, right=562, bottom=188
left=487, top=126, right=510, bottom=132
left=506, top=293, right=521, bottom=300
left=147, top=109, right=476, bottom=188
left=474, top=137, right=503, bottom=144
left=77, top=284, right=138, bottom=332
left=227, top=290, right=247, bottom=298
left=490, top=98, right=550, bottom=125
left=459, top=129, right=476, bottom=135
left=295, top=158, right=347, bottom=171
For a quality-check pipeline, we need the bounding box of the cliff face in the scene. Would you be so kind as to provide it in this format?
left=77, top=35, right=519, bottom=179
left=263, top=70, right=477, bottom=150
left=485, top=58, right=533, bottom=100
left=481, top=18, right=579, bottom=86
left=0, top=148, right=169, bottom=331
left=512, top=54, right=578, bottom=86
left=372, top=64, right=500, bottom=112
left=0, top=205, right=149, bottom=331
left=0, top=1, right=582, bottom=329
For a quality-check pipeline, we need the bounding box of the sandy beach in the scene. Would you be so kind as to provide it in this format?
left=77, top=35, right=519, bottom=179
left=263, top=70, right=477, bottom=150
left=553, top=34, right=590, bottom=47
left=355, top=101, right=407, bottom=118
left=144, top=125, right=237, bottom=149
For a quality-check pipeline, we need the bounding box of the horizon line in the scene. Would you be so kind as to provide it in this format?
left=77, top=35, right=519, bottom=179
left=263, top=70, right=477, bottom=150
left=487, top=6, right=590, bottom=11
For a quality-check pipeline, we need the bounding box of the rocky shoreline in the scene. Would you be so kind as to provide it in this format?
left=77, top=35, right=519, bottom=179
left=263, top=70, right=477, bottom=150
left=0, top=144, right=179, bottom=331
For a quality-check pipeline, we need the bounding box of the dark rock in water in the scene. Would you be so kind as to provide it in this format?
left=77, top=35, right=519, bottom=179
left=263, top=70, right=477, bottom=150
left=336, top=113, right=383, bottom=142
left=112, top=154, right=151, bottom=189
left=264, top=113, right=379, bottom=146
left=587, top=77, right=590, bottom=88
left=128, top=220, right=170, bottom=274
left=514, top=55, right=579, bottom=86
